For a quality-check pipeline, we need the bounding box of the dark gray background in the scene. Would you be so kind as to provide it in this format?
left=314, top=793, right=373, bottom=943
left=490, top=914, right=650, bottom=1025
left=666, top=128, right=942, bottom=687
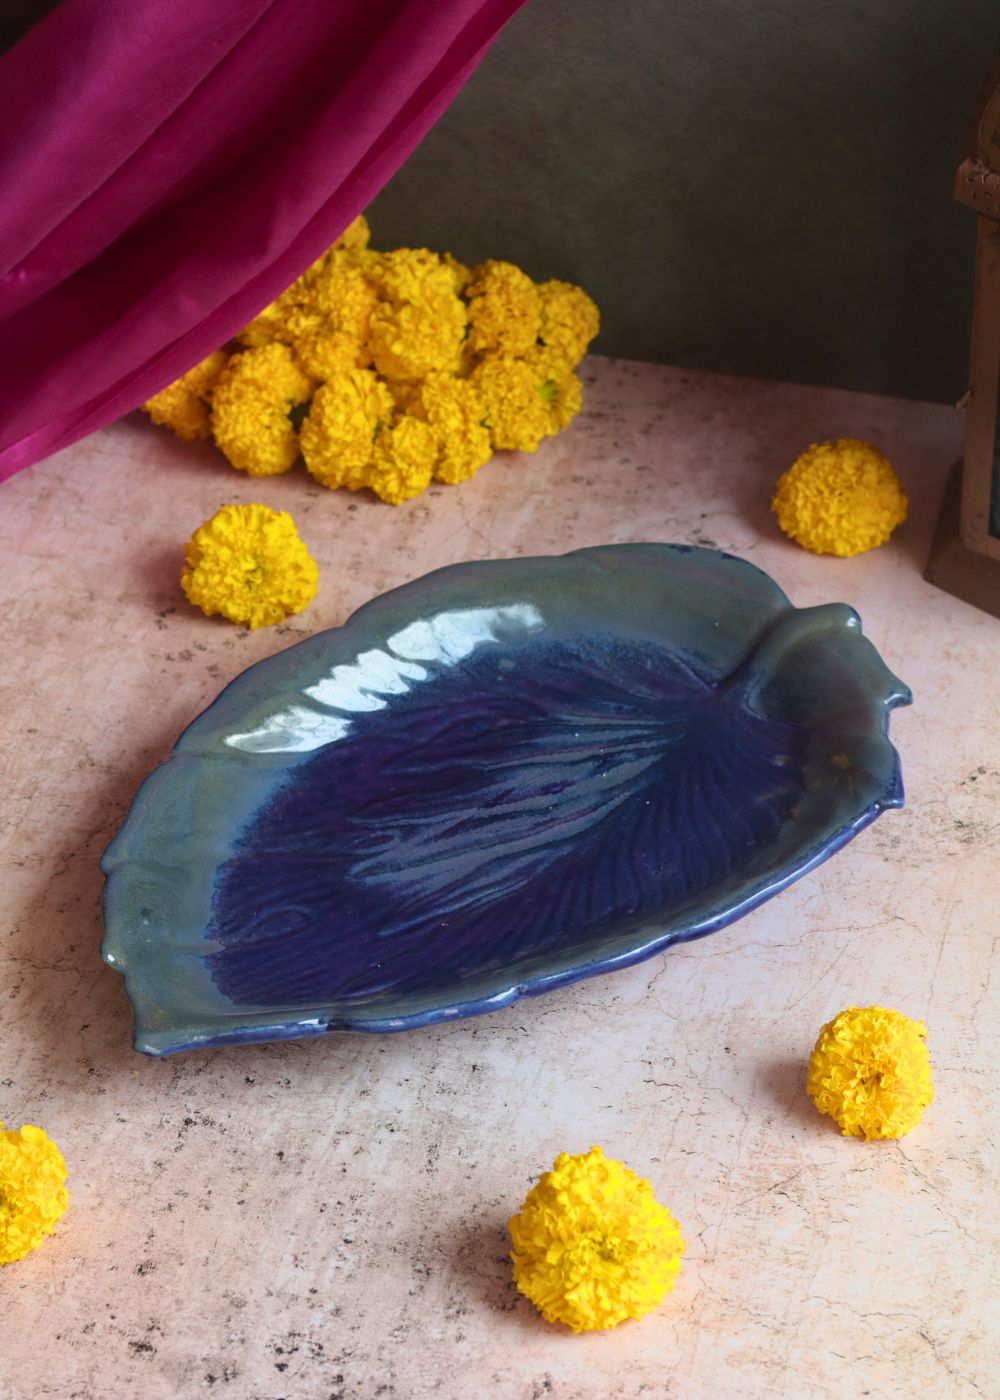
left=5, top=1, right=997, bottom=403
left=368, top=1, right=998, bottom=403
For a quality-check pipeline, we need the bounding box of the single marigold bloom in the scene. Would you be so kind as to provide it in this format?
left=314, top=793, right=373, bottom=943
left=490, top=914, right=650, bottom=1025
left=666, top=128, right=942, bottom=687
left=300, top=369, right=393, bottom=490
left=0, top=1122, right=69, bottom=1266
left=223, top=340, right=313, bottom=403
left=237, top=267, right=323, bottom=347
left=144, top=385, right=211, bottom=441
left=807, top=1005, right=934, bottom=1140
left=181, top=503, right=318, bottom=629
left=537, top=279, right=600, bottom=367
left=279, top=301, right=325, bottom=345
left=471, top=356, right=552, bottom=453
left=142, top=350, right=229, bottom=441
left=368, top=294, right=466, bottom=381
left=522, top=346, right=583, bottom=433
left=367, top=416, right=438, bottom=504
left=410, top=372, right=492, bottom=484
left=509, top=1146, right=685, bottom=1333
left=309, top=259, right=380, bottom=339
left=294, top=330, right=371, bottom=381
left=367, top=248, right=467, bottom=381
left=465, top=259, right=541, bottom=358
left=283, top=232, right=364, bottom=303
left=210, top=345, right=312, bottom=476
left=772, top=438, right=908, bottom=556
left=366, top=245, right=444, bottom=299
left=281, top=258, right=379, bottom=379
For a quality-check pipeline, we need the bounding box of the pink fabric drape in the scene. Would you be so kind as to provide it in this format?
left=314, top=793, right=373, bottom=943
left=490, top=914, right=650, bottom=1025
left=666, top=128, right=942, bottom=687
left=0, top=0, right=526, bottom=482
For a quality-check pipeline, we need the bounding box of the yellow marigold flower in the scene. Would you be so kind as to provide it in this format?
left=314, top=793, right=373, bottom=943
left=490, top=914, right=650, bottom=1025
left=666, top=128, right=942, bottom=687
left=509, top=1146, right=685, bottom=1333
left=410, top=372, right=492, bottom=484
left=537, top=279, right=600, bottom=367
left=291, top=210, right=371, bottom=295
left=0, top=1122, right=69, bottom=1266
left=283, top=260, right=379, bottom=378
left=465, top=259, right=541, bottom=357
left=179, top=351, right=229, bottom=400
left=300, top=369, right=393, bottom=490
left=294, top=330, right=370, bottom=381
left=230, top=341, right=313, bottom=404
left=144, top=385, right=211, bottom=441
left=366, top=246, right=442, bottom=299
left=238, top=220, right=371, bottom=348
left=367, top=416, right=437, bottom=504
left=368, top=295, right=465, bottom=381
left=522, top=346, right=583, bottom=434
left=807, top=1005, right=934, bottom=1140
left=367, top=248, right=467, bottom=381
left=239, top=268, right=329, bottom=351
left=471, top=356, right=552, bottom=453
left=280, top=301, right=325, bottom=344
left=181, top=503, right=318, bottom=629
left=284, top=237, right=359, bottom=302
left=142, top=351, right=229, bottom=441
left=210, top=344, right=312, bottom=476
left=772, top=438, right=908, bottom=557
left=309, top=260, right=380, bottom=345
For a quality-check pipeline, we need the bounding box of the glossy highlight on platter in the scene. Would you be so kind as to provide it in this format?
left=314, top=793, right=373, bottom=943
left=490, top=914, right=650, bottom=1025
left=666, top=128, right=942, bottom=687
left=100, top=544, right=911, bottom=1055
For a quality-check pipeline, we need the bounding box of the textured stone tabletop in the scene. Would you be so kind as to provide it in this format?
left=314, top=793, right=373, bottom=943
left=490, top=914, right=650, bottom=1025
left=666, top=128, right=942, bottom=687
left=1, top=358, right=996, bottom=1399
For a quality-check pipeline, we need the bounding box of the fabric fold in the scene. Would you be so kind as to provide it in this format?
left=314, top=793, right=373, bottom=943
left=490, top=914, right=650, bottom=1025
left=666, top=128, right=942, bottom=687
left=0, top=0, right=526, bottom=481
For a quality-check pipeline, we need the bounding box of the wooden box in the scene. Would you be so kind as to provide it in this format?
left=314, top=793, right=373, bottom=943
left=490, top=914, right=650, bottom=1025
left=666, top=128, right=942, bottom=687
left=927, top=54, right=1000, bottom=616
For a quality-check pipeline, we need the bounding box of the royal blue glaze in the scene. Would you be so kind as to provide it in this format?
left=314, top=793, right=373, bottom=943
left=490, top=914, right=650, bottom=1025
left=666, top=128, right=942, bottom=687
left=100, top=544, right=911, bottom=1055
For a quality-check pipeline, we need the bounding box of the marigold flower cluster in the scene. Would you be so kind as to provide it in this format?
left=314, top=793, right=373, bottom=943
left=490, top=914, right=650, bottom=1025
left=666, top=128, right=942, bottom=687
left=0, top=1122, right=69, bottom=1266
left=143, top=216, right=599, bottom=504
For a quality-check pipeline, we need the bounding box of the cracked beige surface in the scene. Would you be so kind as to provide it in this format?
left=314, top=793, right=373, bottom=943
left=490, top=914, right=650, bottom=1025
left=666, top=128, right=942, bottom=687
left=0, top=358, right=996, bottom=1399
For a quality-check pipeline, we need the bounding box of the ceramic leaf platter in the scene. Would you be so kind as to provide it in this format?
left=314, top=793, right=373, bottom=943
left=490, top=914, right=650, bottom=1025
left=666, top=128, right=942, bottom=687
left=101, top=544, right=910, bottom=1054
